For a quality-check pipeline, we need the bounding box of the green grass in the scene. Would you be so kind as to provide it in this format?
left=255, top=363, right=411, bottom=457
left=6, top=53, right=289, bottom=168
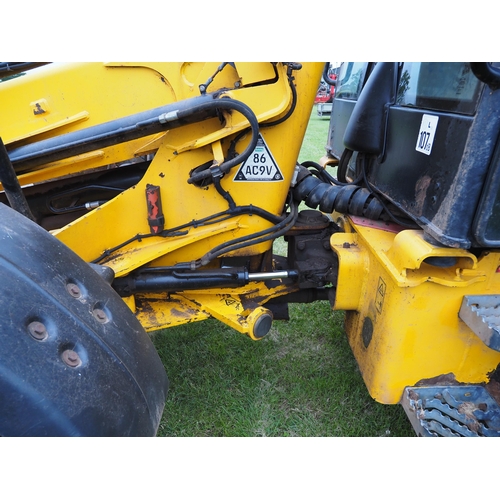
left=152, top=107, right=415, bottom=437
left=298, top=106, right=331, bottom=164
left=153, top=304, right=414, bottom=436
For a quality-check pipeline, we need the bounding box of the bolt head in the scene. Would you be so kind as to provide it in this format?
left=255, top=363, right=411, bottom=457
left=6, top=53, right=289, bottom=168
left=66, top=283, right=82, bottom=298
left=28, top=321, right=48, bottom=341
left=61, top=349, right=81, bottom=368
left=93, top=308, right=108, bottom=323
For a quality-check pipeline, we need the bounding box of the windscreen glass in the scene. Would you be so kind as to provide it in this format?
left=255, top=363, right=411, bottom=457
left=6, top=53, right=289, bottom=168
left=396, top=62, right=482, bottom=115
left=335, top=62, right=369, bottom=100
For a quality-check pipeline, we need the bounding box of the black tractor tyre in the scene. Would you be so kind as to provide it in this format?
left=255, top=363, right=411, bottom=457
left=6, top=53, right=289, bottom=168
left=0, top=203, right=168, bottom=436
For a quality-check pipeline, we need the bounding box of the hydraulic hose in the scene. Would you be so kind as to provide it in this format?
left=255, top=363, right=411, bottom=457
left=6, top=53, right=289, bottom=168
left=292, top=165, right=384, bottom=220
left=186, top=97, right=259, bottom=184
left=196, top=196, right=299, bottom=268
left=8, top=93, right=259, bottom=175
left=322, top=63, right=337, bottom=86
left=260, top=73, right=298, bottom=128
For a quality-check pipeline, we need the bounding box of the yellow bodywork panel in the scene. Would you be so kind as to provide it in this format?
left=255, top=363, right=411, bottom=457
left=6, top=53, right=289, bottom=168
left=45, top=63, right=321, bottom=266
left=331, top=216, right=500, bottom=404
left=127, top=278, right=300, bottom=339
left=0, top=62, right=324, bottom=337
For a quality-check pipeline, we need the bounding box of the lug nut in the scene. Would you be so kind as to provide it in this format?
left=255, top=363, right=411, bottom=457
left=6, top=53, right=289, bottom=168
left=66, top=283, right=81, bottom=298
left=61, top=349, right=81, bottom=368
left=28, top=321, right=48, bottom=341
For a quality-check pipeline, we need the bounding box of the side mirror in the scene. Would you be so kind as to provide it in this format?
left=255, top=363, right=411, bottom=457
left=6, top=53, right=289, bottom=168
left=470, top=62, right=500, bottom=90
left=343, top=62, right=398, bottom=156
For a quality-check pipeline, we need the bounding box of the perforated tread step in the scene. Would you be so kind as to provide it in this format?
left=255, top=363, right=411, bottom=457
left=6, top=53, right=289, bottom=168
left=401, top=385, right=500, bottom=437
left=459, top=295, right=500, bottom=351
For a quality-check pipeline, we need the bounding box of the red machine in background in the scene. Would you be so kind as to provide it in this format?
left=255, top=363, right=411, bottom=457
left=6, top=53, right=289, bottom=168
left=315, top=64, right=337, bottom=116
left=315, top=77, right=336, bottom=104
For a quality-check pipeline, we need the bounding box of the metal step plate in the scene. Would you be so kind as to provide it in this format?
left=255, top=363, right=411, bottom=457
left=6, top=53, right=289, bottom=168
left=459, top=295, right=500, bottom=351
left=401, top=385, right=500, bottom=437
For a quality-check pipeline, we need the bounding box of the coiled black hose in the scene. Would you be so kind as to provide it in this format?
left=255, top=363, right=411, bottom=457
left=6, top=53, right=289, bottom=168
left=292, top=165, right=384, bottom=220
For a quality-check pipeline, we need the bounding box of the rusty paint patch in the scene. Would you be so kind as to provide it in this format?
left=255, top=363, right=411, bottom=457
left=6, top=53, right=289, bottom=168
left=414, top=175, right=431, bottom=214
left=415, top=373, right=460, bottom=387
left=486, top=379, right=500, bottom=406
left=457, top=401, right=483, bottom=433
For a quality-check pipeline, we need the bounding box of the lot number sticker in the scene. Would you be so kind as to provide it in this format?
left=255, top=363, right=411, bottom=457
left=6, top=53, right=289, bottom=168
left=416, top=114, right=439, bottom=156
left=234, top=135, right=283, bottom=182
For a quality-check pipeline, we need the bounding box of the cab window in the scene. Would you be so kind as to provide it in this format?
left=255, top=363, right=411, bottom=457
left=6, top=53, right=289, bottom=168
left=336, top=62, right=369, bottom=100
left=396, top=62, right=481, bottom=115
